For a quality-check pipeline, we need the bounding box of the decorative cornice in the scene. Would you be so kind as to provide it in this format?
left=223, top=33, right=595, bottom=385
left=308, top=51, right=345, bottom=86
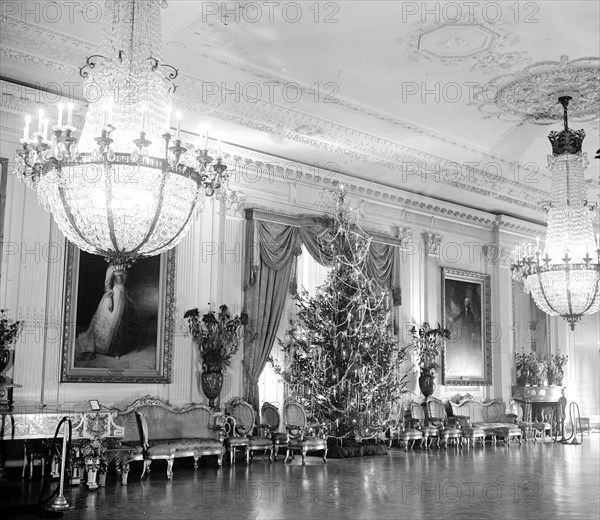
left=0, top=17, right=552, bottom=213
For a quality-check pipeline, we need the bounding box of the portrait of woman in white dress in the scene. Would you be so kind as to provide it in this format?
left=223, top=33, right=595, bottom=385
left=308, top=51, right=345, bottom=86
left=75, top=264, right=134, bottom=361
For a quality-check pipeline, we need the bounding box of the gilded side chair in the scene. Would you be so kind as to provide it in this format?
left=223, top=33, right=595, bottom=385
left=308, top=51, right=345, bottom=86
left=261, top=402, right=288, bottom=460
left=223, top=398, right=251, bottom=465
left=234, top=398, right=274, bottom=462
left=426, top=397, right=463, bottom=448
left=283, top=399, right=327, bottom=464
left=387, top=402, right=424, bottom=450
left=408, top=401, right=439, bottom=449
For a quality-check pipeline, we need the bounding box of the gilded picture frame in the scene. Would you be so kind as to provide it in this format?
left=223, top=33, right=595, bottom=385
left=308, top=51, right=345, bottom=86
left=61, top=243, right=175, bottom=383
left=441, top=267, right=492, bottom=386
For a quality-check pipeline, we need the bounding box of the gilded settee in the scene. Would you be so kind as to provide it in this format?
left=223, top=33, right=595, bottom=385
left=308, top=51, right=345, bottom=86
left=110, top=395, right=225, bottom=480
left=450, top=398, right=522, bottom=445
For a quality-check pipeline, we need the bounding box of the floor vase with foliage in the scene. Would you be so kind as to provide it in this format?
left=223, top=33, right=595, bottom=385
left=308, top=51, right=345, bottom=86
left=418, top=369, right=435, bottom=398
left=411, top=323, right=450, bottom=398
left=185, top=304, right=248, bottom=409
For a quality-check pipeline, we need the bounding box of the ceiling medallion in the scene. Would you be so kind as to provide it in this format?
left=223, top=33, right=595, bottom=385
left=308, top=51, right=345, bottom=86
left=399, top=16, right=530, bottom=73
left=471, top=55, right=600, bottom=125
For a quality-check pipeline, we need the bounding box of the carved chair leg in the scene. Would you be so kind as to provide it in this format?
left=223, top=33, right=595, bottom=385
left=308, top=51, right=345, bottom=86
left=166, top=458, right=174, bottom=479
left=301, top=448, right=307, bottom=465
left=217, top=453, right=223, bottom=466
left=193, top=456, right=199, bottom=468
left=230, top=448, right=235, bottom=465
left=22, top=450, right=27, bottom=480
left=140, top=460, right=149, bottom=479
left=121, top=462, right=130, bottom=486
left=284, top=449, right=291, bottom=463
left=322, top=449, right=327, bottom=463
left=245, top=448, right=250, bottom=465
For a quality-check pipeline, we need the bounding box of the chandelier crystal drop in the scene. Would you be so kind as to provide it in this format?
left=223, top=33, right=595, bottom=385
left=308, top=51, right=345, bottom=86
left=511, top=94, right=600, bottom=330
left=13, top=0, right=238, bottom=270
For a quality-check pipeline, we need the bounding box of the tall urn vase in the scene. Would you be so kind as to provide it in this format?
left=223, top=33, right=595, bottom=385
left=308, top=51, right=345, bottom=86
left=201, top=361, right=224, bottom=410
left=418, top=370, right=435, bottom=398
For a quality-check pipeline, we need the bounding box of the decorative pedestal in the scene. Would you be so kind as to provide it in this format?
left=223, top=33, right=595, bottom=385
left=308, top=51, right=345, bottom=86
left=0, top=381, right=21, bottom=413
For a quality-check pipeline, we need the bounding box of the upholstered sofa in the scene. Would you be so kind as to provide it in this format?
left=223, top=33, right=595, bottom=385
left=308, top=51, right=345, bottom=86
left=450, top=398, right=522, bottom=446
left=109, top=395, right=225, bottom=481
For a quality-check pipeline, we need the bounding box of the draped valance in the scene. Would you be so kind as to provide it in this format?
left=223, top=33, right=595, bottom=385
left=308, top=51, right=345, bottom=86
left=244, top=208, right=402, bottom=303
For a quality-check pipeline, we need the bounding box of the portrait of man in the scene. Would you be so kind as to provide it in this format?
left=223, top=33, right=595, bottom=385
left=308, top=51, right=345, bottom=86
left=444, top=278, right=484, bottom=380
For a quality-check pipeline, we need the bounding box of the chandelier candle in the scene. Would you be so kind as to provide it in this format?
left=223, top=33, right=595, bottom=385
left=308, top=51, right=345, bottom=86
left=13, top=0, right=238, bottom=270
left=512, top=95, right=600, bottom=330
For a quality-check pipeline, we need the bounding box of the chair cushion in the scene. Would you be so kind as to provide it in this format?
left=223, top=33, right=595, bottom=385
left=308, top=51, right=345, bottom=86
left=289, top=437, right=327, bottom=449
left=248, top=437, right=272, bottom=448
left=473, top=422, right=521, bottom=437
left=438, top=428, right=461, bottom=438
left=421, top=427, right=438, bottom=436
left=461, top=427, right=486, bottom=437
left=146, top=438, right=222, bottom=456
left=396, top=429, right=423, bottom=441
left=225, top=437, right=249, bottom=447
left=272, top=433, right=288, bottom=443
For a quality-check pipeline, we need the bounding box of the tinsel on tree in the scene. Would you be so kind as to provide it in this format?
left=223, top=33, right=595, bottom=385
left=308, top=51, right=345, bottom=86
left=271, top=188, right=408, bottom=439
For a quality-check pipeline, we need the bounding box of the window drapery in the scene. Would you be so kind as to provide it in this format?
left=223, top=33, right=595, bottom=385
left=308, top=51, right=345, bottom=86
left=242, top=209, right=404, bottom=409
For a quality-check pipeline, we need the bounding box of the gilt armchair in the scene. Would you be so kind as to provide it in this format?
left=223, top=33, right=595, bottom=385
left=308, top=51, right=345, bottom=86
left=261, top=402, right=288, bottom=460
left=283, top=399, right=327, bottom=464
left=224, top=398, right=273, bottom=463
left=387, top=402, right=423, bottom=450
left=426, top=397, right=463, bottom=448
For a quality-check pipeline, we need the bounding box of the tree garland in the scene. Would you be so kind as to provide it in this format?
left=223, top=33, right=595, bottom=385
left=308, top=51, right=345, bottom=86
left=270, top=188, right=408, bottom=439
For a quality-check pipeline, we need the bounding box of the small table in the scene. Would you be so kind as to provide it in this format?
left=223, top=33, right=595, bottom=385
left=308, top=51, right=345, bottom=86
left=1, top=408, right=124, bottom=488
left=513, top=396, right=565, bottom=438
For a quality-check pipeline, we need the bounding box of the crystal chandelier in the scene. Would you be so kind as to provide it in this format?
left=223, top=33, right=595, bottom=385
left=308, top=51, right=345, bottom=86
left=512, top=94, right=600, bottom=330
left=13, top=0, right=236, bottom=270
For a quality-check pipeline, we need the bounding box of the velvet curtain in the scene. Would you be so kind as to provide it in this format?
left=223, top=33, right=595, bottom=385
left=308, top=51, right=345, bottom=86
left=242, top=210, right=403, bottom=409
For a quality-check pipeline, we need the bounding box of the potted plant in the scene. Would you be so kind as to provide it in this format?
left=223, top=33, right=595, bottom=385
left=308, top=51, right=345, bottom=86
left=0, top=309, right=22, bottom=383
left=514, top=350, right=538, bottom=386
left=184, top=304, right=248, bottom=409
left=410, top=322, right=450, bottom=398
left=544, top=350, right=568, bottom=386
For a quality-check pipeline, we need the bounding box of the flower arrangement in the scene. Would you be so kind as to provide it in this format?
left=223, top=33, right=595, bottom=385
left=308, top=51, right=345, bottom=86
left=514, top=350, right=540, bottom=386
left=0, top=309, right=22, bottom=348
left=544, top=350, right=568, bottom=386
left=184, top=304, right=248, bottom=369
left=410, top=322, right=450, bottom=374
left=0, top=309, right=23, bottom=383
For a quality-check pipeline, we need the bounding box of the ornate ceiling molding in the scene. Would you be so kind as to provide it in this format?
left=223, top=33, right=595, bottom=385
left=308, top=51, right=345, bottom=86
left=471, top=55, right=600, bottom=125
left=399, top=16, right=531, bottom=74
left=0, top=16, right=560, bottom=217
left=1, top=16, right=525, bottom=170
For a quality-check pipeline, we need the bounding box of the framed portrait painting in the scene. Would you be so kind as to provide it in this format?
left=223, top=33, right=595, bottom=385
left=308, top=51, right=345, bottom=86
left=61, top=244, right=175, bottom=383
left=441, top=267, right=492, bottom=386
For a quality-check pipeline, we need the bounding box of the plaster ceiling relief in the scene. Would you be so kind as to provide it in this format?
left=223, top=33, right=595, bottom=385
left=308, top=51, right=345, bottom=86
left=400, top=16, right=531, bottom=74
left=471, top=55, right=600, bottom=125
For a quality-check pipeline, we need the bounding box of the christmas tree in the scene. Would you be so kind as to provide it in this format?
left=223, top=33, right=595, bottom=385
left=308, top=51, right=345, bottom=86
left=271, top=188, right=408, bottom=440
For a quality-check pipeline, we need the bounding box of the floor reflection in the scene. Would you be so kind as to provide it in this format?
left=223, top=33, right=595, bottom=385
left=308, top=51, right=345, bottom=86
left=1, top=435, right=598, bottom=520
